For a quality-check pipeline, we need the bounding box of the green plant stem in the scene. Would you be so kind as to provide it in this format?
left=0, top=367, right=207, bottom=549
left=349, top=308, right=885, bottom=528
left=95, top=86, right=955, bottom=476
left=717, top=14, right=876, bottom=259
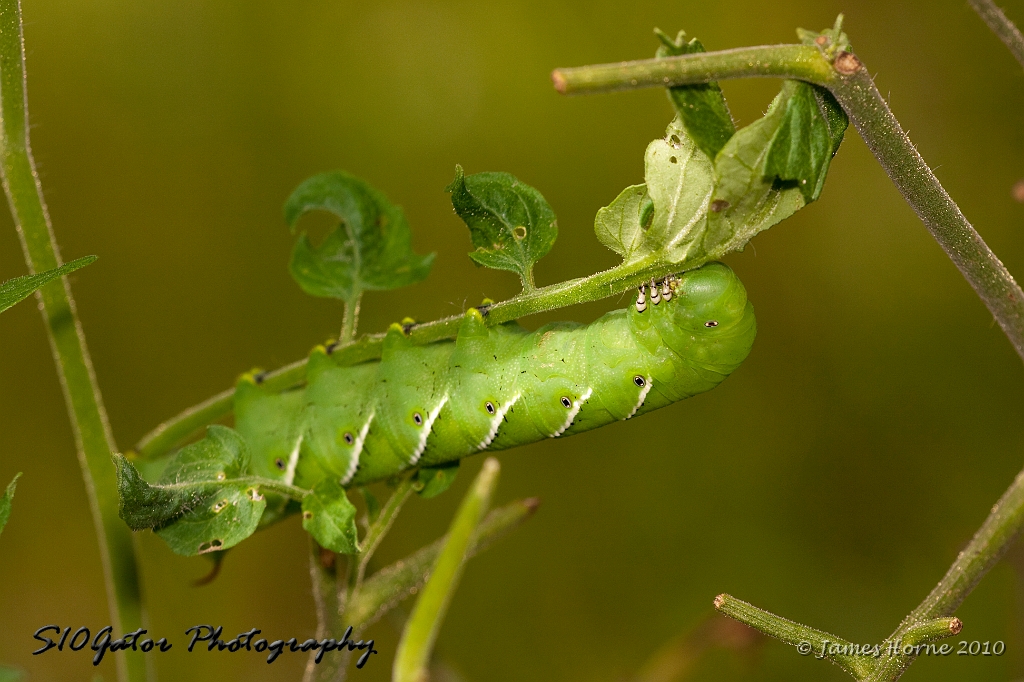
left=714, top=594, right=873, bottom=678
left=0, top=2, right=146, bottom=681
left=551, top=45, right=1024, bottom=366
left=305, top=541, right=349, bottom=682
left=341, top=294, right=361, bottom=342
left=352, top=478, right=416, bottom=592
left=551, top=44, right=832, bottom=94
left=346, top=497, right=540, bottom=629
left=969, top=0, right=1024, bottom=70
left=393, top=458, right=500, bottom=682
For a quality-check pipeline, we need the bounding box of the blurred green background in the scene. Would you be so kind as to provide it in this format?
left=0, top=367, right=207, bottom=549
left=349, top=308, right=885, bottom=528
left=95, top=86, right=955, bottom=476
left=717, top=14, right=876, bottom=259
left=2, top=0, right=1024, bottom=680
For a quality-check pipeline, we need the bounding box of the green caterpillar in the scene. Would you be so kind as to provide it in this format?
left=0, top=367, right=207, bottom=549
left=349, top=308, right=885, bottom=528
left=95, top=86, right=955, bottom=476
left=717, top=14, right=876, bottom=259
left=234, top=262, right=755, bottom=496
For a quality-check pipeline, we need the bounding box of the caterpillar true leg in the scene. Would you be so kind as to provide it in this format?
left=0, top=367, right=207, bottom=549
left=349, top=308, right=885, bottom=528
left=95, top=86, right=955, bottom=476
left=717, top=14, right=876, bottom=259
left=636, top=284, right=647, bottom=312
left=650, top=278, right=661, bottom=305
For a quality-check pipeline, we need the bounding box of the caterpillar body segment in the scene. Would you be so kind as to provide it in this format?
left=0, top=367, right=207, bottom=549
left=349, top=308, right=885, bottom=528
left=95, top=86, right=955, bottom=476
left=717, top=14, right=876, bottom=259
left=235, top=262, right=756, bottom=493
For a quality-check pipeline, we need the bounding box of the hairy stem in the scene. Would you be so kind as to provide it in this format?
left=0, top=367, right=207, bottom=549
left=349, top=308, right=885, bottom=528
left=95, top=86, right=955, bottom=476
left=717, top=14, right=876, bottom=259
left=305, top=543, right=350, bottom=682
left=0, top=2, right=146, bottom=681
left=969, top=0, right=1024, bottom=70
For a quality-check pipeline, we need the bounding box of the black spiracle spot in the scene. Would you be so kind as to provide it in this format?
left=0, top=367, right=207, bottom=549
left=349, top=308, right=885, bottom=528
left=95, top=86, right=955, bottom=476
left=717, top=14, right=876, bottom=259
left=413, top=412, right=424, bottom=426
left=704, top=320, right=719, bottom=328
left=633, top=376, right=646, bottom=387
left=274, top=458, right=285, bottom=470
left=485, top=401, right=496, bottom=414
left=343, top=432, right=354, bottom=445
left=560, top=396, right=572, bottom=408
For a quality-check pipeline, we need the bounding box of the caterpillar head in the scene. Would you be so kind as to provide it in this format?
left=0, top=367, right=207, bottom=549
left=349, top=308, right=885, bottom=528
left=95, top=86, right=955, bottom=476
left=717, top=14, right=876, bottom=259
left=670, top=262, right=752, bottom=335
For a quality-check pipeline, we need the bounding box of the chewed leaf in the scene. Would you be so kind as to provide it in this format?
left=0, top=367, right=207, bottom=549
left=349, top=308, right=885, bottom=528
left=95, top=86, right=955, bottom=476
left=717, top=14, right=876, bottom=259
left=702, top=83, right=807, bottom=259
left=115, top=426, right=269, bottom=556
left=0, top=473, right=22, bottom=538
left=285, top=171, right=434, bottom=301
left=594, top=184, right=651, bottom=261
left=446, top=165, right=557, bottom=289
left=0, top=255, right=96, bottom=315
left=655, top=29, right=735, bottom=159
left=642, top=117, right=715, bottom=261
left=301, top=478, right=358, bottom=554
left=763, top=81, right=847, bottom=202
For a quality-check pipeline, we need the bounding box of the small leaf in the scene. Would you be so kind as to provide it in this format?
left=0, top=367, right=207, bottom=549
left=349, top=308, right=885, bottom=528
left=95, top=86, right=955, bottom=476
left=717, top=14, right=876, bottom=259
left=393, top=458, right=500, bottom=682
left=301, top=477, right=359, bottom=555
left=415, top=461, right=460, bottom=499
left=655, top=29, right=735, bottom=159
left=115, top=426, right=269, bottom=556
left=0, top=473, right=22, bottom=538
left=446, top=165, right=557, bottom=289
left=0, top=255, right=96, bottom=315
left=285, top=171, right=434, bottom=301
left=594, top=184, right=651, bottom=260
left=642, top=117, right=715, bottom=260
left=763, top=81, right=848, bottom=202
left=349, top=496, right=539, bottom=629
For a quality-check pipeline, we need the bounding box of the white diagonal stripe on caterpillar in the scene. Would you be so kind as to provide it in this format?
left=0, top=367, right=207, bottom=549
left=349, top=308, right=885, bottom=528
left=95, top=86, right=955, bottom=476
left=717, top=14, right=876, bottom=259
left=283, top=433, right=303, bottom=486
left=477, top=392, right=521, bottom=450
left=625, top=377, right=653, bottom=420
left=551, top=387, right=593, bottom=438
left=340, top=411, right=374, bottom=486
left=409, top=393, right=449, bottom=465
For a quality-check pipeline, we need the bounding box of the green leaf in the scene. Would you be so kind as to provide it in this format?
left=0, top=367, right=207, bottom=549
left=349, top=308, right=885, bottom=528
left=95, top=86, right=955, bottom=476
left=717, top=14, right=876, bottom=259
left=701, top=79, right=842, bottom=260
left=0, top=255, right=96, bottom=316
left=763, top=81, right=848, bottom=202
left=285, top=171, right=434, bottom=301
left=301, top=477, right=359, bottom=554
left=393, top=458, right=500, bottom=682
left=446, top=165, right=557, bottom=289
left=0, top=473, right=22, bottom=538
left=641, top=117, right=715, bottom=260
left=349, top=496, right=538, bottom=629
left=594, top=184, right=651, bottom=260
left=115, top=426, right=270, bottom=556
left=415, top=461, right=460, bottom=499
left=655, top=29, right=735, bottom=159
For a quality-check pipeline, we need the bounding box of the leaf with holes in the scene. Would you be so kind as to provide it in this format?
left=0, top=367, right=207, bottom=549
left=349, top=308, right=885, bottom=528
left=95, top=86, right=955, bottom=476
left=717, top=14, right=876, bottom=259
left=301, top=477, right=359, bottom=554
left=655, top=29, right=735, bottom=160
left=115, top=426, right=271, bottom=556
left=0, top=473, right=21, bottom=539
left=640, top=116, right=715, bottom=262
left=446, top=165, right=557, bottom=289
left=285, top=171, right=434, bottom=302
left=0, top=255, right=96, bottom=316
